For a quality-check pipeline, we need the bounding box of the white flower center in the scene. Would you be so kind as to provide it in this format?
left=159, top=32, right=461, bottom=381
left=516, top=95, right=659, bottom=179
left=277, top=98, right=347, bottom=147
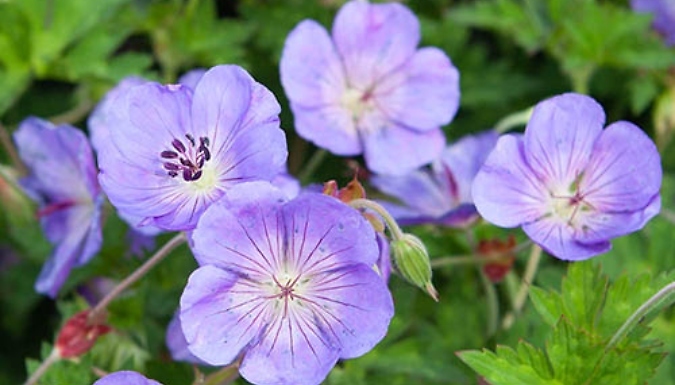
left=341, top=87, right=375, bottom=121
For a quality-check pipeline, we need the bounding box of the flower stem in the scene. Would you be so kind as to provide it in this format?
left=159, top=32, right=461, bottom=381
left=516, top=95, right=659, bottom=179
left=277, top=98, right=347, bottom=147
left=23, top=348, right=59, bottom=385
left=299, top=149, right=327, bottom=184
left=49, top=97, right=94, bottom=125
left=88, top=232, right=187, bottom=323
left=348, top=199, right=404, bottom=240
left=0, top=121, right=25, bottom=173
left=605, top=280, right=675, bottom=351
left=501, top=244, right=543, bottom=330
left=494, top=107, right=533, bottom=134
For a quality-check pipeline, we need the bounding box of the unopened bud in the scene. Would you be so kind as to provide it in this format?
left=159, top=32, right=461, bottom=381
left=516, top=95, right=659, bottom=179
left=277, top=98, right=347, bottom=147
left=391, top=233, right=438, bottom=301
left=55, top=310, right=111, bottom=358
left=654, top=87, right=675, bottom=150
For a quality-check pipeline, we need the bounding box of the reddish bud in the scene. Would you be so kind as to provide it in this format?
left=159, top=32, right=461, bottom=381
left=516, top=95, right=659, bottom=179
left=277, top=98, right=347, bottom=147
left=323, top=177, right=385, bottom=232
left=322, top=175, right=366, bottom=203
left=55, top=310, right=111, bottom=358
left=477, top=236, right=516, bottom=283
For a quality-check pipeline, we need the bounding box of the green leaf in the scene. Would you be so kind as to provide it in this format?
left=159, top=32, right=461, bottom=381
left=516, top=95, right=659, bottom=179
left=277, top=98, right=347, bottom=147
left=458, top=343, right=558, bottom=385
left=449, top=0, right=550, bottom=54
left=14, top=0, right=132, bottom=76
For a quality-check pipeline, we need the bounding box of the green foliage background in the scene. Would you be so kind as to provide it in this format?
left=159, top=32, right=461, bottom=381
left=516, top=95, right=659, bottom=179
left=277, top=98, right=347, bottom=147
left=1, top=0, right=675, bottom=384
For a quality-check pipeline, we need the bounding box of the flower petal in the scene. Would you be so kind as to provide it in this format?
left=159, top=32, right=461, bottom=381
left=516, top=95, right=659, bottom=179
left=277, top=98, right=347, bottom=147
left=523, top=218, right=610, bottom=261
left=88, top=77, right=147, bottom=161
left=239, top=307, right=340, bottom=385
left=291, top=104, right=362, bottom=155
left=375, top=47, right=460, bottom=131
left=332, top=0, right=419, bottom=87
left=280, top=20, right=345, bottom=108
left=15, top=118, right=98, bottom=201
left=371, top=170, right=451, bottom=217
left=180, top=265, right=265, bottom=366
left=107, top=83, right=193, bottom=167
left=282, top=193, right=379, bottom=275
left=580, top=121, right=662, bottom=212
left=94, top=371, right=162, bottom=385
left=574, top=195, right=661, bottom=244
left=523, top=93, right=605, bottom=186
left=362, top=123, right=445, bottom=175
left=35, top=206, right=101, bottom=297
left=472, top=134, right=548, bottom=227
left=166, top=311, right=205, bottom=365
left=239, top=264, right=393, bottom=385
left=307, top=264, right=393, bottom=358
left=190, top=182, right=287, bottom=276
left=435, top=130, right=499, bottom=204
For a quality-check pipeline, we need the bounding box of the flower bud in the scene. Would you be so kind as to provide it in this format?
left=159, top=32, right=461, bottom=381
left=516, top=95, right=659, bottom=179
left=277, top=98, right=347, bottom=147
left=654, top=87, right=675, bottom=150
left=391, top=233, right=438, bottom=301
left=55, top=310, right=111, bottom=358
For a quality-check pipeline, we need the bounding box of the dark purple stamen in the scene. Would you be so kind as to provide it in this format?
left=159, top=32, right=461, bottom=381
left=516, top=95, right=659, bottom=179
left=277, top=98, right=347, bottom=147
left=161, top=134, right=212, bottom=182
left=172, top=139, right=186, bottom=153
left=161, top=151, right=179, bottom=159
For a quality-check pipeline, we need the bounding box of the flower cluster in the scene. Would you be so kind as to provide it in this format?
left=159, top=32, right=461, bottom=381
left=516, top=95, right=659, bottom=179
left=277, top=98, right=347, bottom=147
left=10, top=0, right=667, bottom=384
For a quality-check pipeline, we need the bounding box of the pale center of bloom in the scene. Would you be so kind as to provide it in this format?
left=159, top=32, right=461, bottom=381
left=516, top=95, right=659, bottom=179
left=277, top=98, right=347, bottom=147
left=160, top=134, right=212, bottom=182
left=548, top=180, right=593, bottom=228
left=341, top=87, right=376, bottom=122
left=266, top=269, right=310, bottom=317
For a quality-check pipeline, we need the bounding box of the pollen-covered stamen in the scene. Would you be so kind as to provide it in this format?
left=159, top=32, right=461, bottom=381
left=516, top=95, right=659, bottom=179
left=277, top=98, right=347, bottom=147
left=160, top=134, right=212, bottom=182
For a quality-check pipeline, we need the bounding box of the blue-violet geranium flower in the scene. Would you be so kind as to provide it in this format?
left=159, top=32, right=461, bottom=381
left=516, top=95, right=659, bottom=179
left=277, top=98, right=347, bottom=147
left=371, top=130, right=498, bottom=228
left=180, top=182, right=394, bottom=385
left=472, top=93, right=662, bottom=260
left=280, top=0, right=460, bottom=175
left=93, top=371, right=161, bottom=385
left=14, top=117, right=103, bottom=297
left=97, top=65, right=288, bottom=231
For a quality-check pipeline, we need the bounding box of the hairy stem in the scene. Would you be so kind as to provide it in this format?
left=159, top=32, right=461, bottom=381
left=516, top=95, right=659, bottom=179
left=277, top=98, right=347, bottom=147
left=23, top=348, right=59, bottom=385
left=494, top=107, right=533, bottom=134
left=502, top=244, right=543, bottom=329
left=606, top=280, right=675, bottom=351
left=88, top=232, right=187, bottom=323
left=348, top=198, right=404, bottom=240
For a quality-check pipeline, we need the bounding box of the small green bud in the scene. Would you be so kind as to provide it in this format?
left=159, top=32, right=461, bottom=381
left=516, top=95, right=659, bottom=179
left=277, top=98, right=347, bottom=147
left=391, top=233, right=438, bottom=301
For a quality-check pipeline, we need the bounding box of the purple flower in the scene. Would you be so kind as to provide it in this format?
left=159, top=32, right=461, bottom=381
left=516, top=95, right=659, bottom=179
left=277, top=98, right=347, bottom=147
left=96, top=65, right=288, bottom=231
left=14, top=118, right=103, bottom=297
left=166, top=311, right=207, bottom=365
left=93, top=371, right=161, bottom=385
left=280, top=0, right=459, bottom=175
left=371, top=131, right=498, bottom=227
left=180, top=182, right=394, bottom=385
left=631, top=0, right=675, bottom=45
left=472, top=93, right=662, bottom=260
